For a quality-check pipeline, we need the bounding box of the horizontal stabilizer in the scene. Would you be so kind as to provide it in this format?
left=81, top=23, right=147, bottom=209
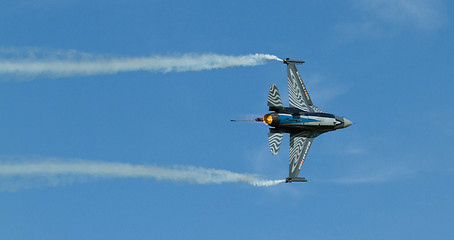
left=268, top=132, right=284, bottom=155
left=267, top=84, right=283, bottom=107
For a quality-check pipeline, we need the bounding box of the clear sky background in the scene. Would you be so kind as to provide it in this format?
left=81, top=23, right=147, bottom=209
left=1, top=0, right=453, bottom=239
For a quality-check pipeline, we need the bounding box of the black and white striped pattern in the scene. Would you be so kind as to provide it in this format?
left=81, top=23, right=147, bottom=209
left=310, top=105, right=325, bottom=113
left=287, top=64, right=325, bottom=113
left=289, top=132, right=314, bottom=179
left=288, top=64, right=311, bottom=112
left=267, top=132, right=284, bottom=155
left=267, top=84, right=283, bottom=107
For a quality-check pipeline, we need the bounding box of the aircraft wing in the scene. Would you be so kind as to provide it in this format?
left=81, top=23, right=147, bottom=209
left=287, top=63, right=324, bottom=113
left=289, top=131, right=318, bottom=180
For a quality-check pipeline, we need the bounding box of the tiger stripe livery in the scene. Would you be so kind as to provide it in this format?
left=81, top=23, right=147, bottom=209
left=267, top=84, right=283, bottom=107
left=267, top=132, right=284, bottom=155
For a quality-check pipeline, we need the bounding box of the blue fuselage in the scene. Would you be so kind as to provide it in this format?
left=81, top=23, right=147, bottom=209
left=263, top=107, right=351, bottom=133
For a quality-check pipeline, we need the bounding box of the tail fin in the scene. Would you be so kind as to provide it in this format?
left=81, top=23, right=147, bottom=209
left=267, top=84, right=283, bottom=107
left=268, top=132, right=284, bottom=155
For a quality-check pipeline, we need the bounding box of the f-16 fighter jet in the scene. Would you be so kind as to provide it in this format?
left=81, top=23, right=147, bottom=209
left=257, top=58, right=353, bottom=183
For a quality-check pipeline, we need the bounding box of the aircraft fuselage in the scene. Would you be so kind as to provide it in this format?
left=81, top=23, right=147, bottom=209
left=259, top=107, right=352, bottom=133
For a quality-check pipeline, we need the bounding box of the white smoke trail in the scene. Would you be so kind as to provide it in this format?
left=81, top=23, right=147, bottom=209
left=0, top=158, right=284, bottom=191
left=0, top=48, right=282, bottom=79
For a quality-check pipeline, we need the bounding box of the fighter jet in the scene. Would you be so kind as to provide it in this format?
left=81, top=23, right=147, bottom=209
left=256, top=58, right=353, bottom=183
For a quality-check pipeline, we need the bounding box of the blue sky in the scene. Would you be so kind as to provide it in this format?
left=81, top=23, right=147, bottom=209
left=1, top=0, right=454, bottom=239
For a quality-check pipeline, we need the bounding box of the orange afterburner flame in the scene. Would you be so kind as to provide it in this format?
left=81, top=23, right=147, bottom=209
left=263, top=114, right=273, bottom=125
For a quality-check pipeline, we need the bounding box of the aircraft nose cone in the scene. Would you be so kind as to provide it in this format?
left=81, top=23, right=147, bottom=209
left=343, top=118, right=353, bottom=128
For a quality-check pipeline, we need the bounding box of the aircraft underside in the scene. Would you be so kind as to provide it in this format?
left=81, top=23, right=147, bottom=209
left=237, top=58, right=353, bottom=183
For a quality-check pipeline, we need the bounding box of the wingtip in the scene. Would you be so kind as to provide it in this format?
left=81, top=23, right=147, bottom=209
left=283, top=58, right=305, bottom=65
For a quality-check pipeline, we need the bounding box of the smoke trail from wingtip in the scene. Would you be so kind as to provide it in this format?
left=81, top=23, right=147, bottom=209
left=0, top=48, right=281, bottom=80
left=0, top=159, right=284, bottom=191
